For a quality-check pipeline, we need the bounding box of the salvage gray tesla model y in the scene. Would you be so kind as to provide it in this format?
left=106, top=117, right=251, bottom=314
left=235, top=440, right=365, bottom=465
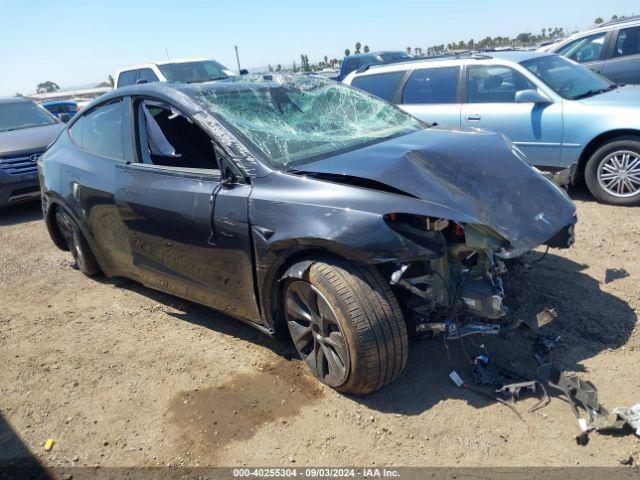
left=39, top=75, right=576, bottom=393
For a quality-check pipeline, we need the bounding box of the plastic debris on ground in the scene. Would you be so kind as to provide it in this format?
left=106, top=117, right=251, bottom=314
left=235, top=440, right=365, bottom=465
left=438, top=308, right=640, bottom=445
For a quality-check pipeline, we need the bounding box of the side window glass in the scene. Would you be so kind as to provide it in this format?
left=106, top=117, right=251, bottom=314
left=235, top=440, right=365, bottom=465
left=557, top=32, right=606, bottom=63
left=467, top=66, right=535, bottom=103
left=138, top=68, right=159, bottom=84
left=81, top=101, right=124, bottom=160
left=137, top=101, right=219, bottom=170
left=402, top=67, right=460, bottom=104
left=117, top=70, right=138, bottom=87
left=351, top=71, right=405, bottom=101
left=68, top=115, right=84, bottom=145
left=614, top=26, right=640, bottom=58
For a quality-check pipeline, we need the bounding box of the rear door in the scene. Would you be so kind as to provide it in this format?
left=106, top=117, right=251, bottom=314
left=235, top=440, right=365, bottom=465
left=114, top=98, right=261, bottom=323
left=601, top=25, right=640, bottom=84
left=397, top=66, right=462, bottom=128
left=460, top=64, right=563, bottom=167
left=64, top=97, right=135, bottom=274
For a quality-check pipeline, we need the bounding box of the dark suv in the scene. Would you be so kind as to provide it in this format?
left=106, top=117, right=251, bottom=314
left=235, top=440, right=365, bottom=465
left=0, top=98, right=64, bottom=207
left=545, top=16, right=640, bottom=85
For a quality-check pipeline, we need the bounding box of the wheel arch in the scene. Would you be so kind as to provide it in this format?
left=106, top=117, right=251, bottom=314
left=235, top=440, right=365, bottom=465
left=260, top=243, right=383, bottom=335
left=44, top=201, right=70, bottom=252
left=578, top=129, right=640, bottom=180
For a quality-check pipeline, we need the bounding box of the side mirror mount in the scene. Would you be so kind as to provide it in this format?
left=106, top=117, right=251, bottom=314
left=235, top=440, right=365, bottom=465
left=515, top=89, right=552, bottom=104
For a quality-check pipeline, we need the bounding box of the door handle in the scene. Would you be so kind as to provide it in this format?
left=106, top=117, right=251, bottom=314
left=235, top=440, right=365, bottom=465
left=467, top=114, right=481, bottom=121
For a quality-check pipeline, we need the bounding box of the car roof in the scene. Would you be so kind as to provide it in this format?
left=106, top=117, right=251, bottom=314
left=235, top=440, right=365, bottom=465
left=77, top=75, right=319, bottom=117
left=579, top=15, right=640, bottom=33
left=345, top=51, right=406, bottom=59
left=349, top=50, right=551, bottom=76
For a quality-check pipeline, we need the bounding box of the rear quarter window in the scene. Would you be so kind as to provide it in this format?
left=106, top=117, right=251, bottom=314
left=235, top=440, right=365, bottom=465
left=351, top=71, right=405, bottom=102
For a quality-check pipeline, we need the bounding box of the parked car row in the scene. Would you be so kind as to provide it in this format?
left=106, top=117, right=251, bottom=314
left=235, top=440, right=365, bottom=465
left=344, top=50, right=640, bottom=205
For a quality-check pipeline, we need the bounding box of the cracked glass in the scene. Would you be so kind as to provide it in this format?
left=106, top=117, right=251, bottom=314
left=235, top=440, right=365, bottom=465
left=186, top=74, right=423, bottom=167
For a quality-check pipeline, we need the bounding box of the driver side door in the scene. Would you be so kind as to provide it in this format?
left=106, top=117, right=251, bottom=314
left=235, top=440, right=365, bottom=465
left=114, top=97, right=261, bottom=324
left=460, top=64, right=563, bottom=168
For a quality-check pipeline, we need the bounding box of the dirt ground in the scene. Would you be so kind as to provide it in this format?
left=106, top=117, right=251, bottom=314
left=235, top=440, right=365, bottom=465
left=1, top=189, right=639, bottom=469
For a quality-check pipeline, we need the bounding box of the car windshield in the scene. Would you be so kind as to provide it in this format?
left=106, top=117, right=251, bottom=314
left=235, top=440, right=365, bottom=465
left=188, top=74, right=423, bottom=167
left=521, top=55, right=615, bottom=100
left=157, top=60, right=230, bottom=83
left=0, top=101, right=57, bottom=132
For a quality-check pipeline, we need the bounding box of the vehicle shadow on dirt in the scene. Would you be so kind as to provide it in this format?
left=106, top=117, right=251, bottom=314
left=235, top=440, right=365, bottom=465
left=99, top=277, right=298, bottom=360
left=0, top=412, right=51, bottom=477
left=0, top=202, right=41, bottom=226
left=354, top=252, right=637, bottom=415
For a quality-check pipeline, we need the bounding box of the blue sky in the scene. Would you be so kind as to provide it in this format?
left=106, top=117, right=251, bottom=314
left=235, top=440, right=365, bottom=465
left=1, top=0, right=637, bottom=95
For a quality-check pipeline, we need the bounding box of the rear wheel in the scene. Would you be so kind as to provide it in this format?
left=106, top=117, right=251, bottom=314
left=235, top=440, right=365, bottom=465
left=584, top=137, right=640, bottom=206
left=283, top=259, right=408, bottom=394
left=55, top=209, right=100, bottom=276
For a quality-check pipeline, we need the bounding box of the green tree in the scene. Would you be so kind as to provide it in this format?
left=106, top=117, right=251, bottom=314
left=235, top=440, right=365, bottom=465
left=36, top=81, right=60, bottom=93
left=611, top=14, right=618, bottom=21
left=406, top=46, right=412, bottom=54
left=107, top=75, right=114, bottom=88
left=268, top=64, right=273, bottom=72
left=344, top=48, right=351, bottom=57
left=276, top=64, right=282, bottom=72
left=594, top=17, right=604, bottom=24
left=363, top=45, right=370, bottom=53
left=355, top=42, right=361, bottom=54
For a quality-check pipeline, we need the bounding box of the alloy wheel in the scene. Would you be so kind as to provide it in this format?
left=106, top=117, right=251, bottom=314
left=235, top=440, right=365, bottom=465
left=597, top=150, right=640, bottom=198
left=284, top=280, right=350, bottom=387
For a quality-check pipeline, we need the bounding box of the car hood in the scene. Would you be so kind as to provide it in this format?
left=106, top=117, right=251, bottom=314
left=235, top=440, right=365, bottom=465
left=296, top=128, right=576, bottom=253
left=0, top=123, right=64, bottom=156
left=578, top=85, right=640, bottom=106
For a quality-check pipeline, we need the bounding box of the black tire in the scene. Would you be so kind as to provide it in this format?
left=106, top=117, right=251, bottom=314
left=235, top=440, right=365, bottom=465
left=584, top=136, right=640, bottom=206
left=55, top=209, right=100, bottom=277
left=283, top=259, right=408, bottom=394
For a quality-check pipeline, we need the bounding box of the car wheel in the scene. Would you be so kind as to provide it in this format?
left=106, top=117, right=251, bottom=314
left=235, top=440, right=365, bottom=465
left=55, top=209, right=100, bottom=276
left=283, top=259, right=408, bottom=394
left=584, top=136, right=640, bottom=206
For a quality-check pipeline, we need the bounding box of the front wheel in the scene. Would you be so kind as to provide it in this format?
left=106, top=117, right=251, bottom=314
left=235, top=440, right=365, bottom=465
left=584, top=137, right=640, bottom=206
left=283, top=259, right=408, bottom=394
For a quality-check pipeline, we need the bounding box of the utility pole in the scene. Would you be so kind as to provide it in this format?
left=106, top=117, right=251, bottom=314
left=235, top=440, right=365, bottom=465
left=234, top=45, right=241, bottom=74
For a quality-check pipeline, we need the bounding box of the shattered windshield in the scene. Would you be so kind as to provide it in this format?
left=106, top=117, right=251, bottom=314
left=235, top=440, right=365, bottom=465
left=187, top=74, right=423, bottom=167
left=158, top=60, right=231, bottom=83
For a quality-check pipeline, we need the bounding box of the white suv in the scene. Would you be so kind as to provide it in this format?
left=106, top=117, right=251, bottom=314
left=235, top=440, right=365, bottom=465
left=115, top=58, right=235, bottom=88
